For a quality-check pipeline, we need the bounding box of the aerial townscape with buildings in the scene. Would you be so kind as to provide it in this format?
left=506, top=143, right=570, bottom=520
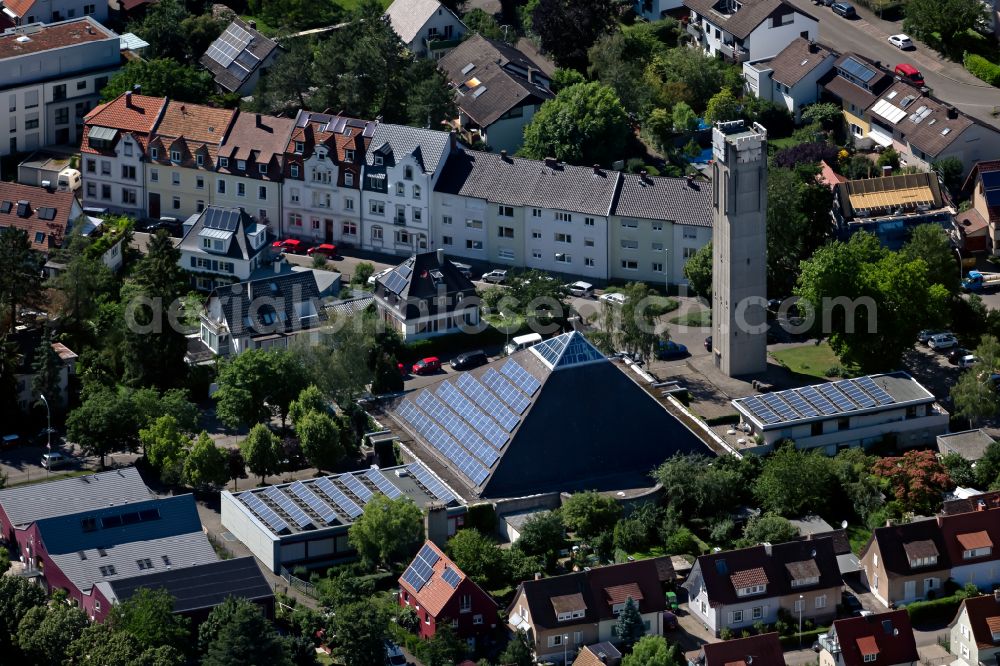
left=5, top=0, right=1000, bottom=664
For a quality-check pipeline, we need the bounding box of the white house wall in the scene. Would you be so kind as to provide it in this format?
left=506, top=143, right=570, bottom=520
left=81, top=133, right=145, bottom=215
left=220, top=491, right=280, bottom=573
left=742, top=13, right=818, bottom=61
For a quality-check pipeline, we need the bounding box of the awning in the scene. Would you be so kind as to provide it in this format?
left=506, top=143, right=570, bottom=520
left=87, top=126, right=118, bottom=142
left=869, top=126, right=893, bottom=148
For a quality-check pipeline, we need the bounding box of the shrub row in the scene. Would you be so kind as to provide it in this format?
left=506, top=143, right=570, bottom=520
left=964, top=53, right=1000, bottom=87
left=905, top=593, right=964, bottom=624
left=778, top=627, right=827, bottom=649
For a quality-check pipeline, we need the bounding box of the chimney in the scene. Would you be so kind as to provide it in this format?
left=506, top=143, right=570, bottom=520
left=592, top=164, right=601, bottom=175
left=946, top=106, right=959, bottom=119
left=763, top=542, right=772, bottom=556
left=808, top=40, right=818, bottom=53
left=132, top=84, right=141, bottom=93
left=436, top=247, right=444, bottom=265
left=686, top=174, right=696, bottom=187
left=977, top=499, right=987, bottom=511
left=424, top=502, right=449, bottom=548
left=534, top=572, right=542, bottom=580
left=249, top=19, right=257, bottom=29
left=500, top=149, right=508, bottom=161
left=125, top=90, right=133, bottom=107
left=544, top=156, right=557, bottom=168
left=255, top=113, right=263, bottom=128
left=994, top=588, right=1000, bottom=602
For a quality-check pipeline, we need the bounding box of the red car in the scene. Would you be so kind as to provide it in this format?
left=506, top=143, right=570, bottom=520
left=307, top=243, right=337, bottom=258
left=894, top=63, right=924, bottom=86
left=412, top=357, right=441, bottom=375
left=272, top=238, right=305, bottom=254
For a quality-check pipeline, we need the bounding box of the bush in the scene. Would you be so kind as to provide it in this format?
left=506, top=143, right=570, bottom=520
left=906, top=593, right=965, bottom=624
left=778, top=627, right=827, bottom=649
left=464, top=503, right=497, bottom=533
left=964, top=52, right=1000, bottom=86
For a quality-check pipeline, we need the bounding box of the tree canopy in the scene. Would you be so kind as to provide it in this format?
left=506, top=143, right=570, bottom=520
left=241, top=424, right=282, bottom=484
left=561, top=491, right=621, bottom=539
left=348, top=495, right=424, bottom=567
left=904, top=0, right=986, bottom=55
left=100, top=59, right=214, bottom=104
left=531, top=0, right=623, bottom=70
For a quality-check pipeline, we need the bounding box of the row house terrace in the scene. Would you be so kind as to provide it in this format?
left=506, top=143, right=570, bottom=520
left=281, top=111, right=375, bottom=243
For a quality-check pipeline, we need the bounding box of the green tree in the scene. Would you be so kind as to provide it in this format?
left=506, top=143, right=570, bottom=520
left=0, top=576, right=47, bottom=652
left=645, top=47, right=737, bottom=114
left=241, top=424, right=282, bottom=485
left=251, top=37, right=316, bottom=113
left=499, top=630, right=534, bottom=666
left=531, top=0, right=621, bottom=70
left=107, top=587, right=190, bottom=652
left=941, top=452, right=976, bottom=487
left=800, top=102, right=842, bottom=129
left=877, top=147, right=900, bottom=170
left=588, top=24, right=663, bottom=116
left=463, top=8, right=505, bottom=40
left=407, top=58, right=458, bottom=129
left=289, top=384, right=328, bottom=428
left=739, top=513, right=799, bottom=547
left=551, top=67, right=586, bottom=92
left=348, top=495, right=424, bottom=567
left=215, top=349, right=280, bottom=430
left=672, top=101, right=698, bottom=132
left=47, top=232, right=117, bottom=349
left=904, top=0, right=986, bottom=54
left=0, top=227, right=44, bottom=332
left=127, top=0, right=189, bottom=60
left=643, top=107, right=672, bottom=152
left=934, top=157, right=965, bottom=195
left=766, top=167, right=833, bottom=296
left=298, top=410, right=344, bottom=473
left=664, top=525, right=699, bottom=555
left=31, top=328, right=62, bottom=415
left=616, top=596, right=646, bottom=649
left=446, top=528, right=505, bottom=589
left=16, top=604, right=89, bottom=666
left=201, top=597, right=291, bottom=666
left=795, top=232, right=949, bottom=372
left=704, top=87, right=740, bottom=124
left=515, top=510, right=566, bottom=567
left=521, top=82, right=630, bottom=166
left=183, top=432, right=229, bottom=489
left=100, top=59, right=214, bottom=103
left=683, top=242, right=712, bottom=299
left=561, top=491, right=621, bottom=539
left=503, top=546, right=544, bottom=584
left=622, top=635, right=683, bottom=666
left=952, top=370, right=999, bottom=428
left=900, top=224, right=960, bottom=294
left=132, top=387, right=200, bottom=434
left=66, top=386, right=139, bottom=467
left=975, top=440, right=1000, bottom=488
left=178, top=13, right=226, bottom=62
left=330, top=602, right=387, bottom=666
left=423, top=624, right=467, bottom=666
left=754, top=445, right=837, bottom=516
left=66, top=623, right=150, bottom=666
left=353, top=262, right=375, bottom=286
left=268, top=350, right=313, bottom=430
left=141, top=415, right=189, bottom=484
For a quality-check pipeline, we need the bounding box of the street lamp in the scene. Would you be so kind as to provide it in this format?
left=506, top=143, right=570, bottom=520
left=563, top=634, right=569, bottom=665
left=38, top=393, right=50, bottom=477
left=664, top=247, right=671, bottom=296
left=798, top=594, right=804, bottom=648
left=954, top=246, right=964, bottom=285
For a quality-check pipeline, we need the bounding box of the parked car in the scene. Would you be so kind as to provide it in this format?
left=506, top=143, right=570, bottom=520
left=2, top=433, right=20, bottom=448
left=385, top=641, right=407, bottom=666
left=451, top=350, right=488, bottom=371
left=947, top=347, right=972, bottom=365
left=41, top=452, right=68, bottom=469
left=504, top=333, right=543, bottom=356
left=145, top=217, right=181, bottom=236
left=272, top=238, right=305, bottom=254
left=928, top=333, right=959, bottom=351
left=567, top=281, right=595, bottom=297
left=306, top=243, right=337, bottom=258
left=412, top=357, right=442, bottom=375
left=452, top=262, right=472, bottom=279
left=481, top=269, right=508, bottom=284
left=888, top=34, right=913, bottom=49
left=368, top=268, right=392, bottom=286
left=959, top=354, right=979, bottom=369
left=831, top=2, right=856, bottom=17
left=656, top=340, right=689, bottom=360
left=704, top=335, right=712, bottom=352
left=842, top=592, right=864, bottom=616
left=599, top=292, right=626, bottom=306
left=894, top=63, right=924, bottom=86
left=918, top=329, right=944, bottom=344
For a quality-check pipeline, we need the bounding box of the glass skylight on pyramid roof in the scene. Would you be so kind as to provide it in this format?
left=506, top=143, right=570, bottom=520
left=530, top=331, right=605, bottom=370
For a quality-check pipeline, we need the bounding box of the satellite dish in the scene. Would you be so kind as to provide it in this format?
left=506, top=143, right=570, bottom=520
left=841, top=520, right=848, bottom=529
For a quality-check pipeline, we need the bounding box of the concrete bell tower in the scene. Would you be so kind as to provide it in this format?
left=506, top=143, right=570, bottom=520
left=711, top=120, right=768, bottom=377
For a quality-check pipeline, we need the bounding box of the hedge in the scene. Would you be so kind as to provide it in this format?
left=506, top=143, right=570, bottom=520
left=905, top=593, right=964, bottom=624
left=402, top=326, right=510, bottom=361
left=964, top=52, right=1000, bottom=87
left=778, top=627, right=827, bottom=649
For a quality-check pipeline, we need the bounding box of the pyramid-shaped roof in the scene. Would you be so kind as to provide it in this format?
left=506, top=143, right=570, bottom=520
left=386, top=331, right=711, bottom=499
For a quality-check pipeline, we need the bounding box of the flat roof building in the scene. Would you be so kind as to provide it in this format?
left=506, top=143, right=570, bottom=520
left=732, top=372, right=948, bottom=454
left=937, top=429, right=995, bottom=462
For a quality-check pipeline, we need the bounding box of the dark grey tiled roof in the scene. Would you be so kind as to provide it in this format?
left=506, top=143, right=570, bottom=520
left=200, top=18, right=280, bottom=93
left=766, top=37, right=837, bottom=87
left=177, top=206, right=267, bottom=262
left=100, top=557, right=272, bottom=613
left=684, top=0, right=815, bottom=40
left=0, top=467, right=152, bottom=527
left=365, top=123, right=452, bottom=174
left=210, top=270, right=325, bottom=337
left=374, top=251, right=476, bottom=320
left=612, top=173, right=713, bottom=227
left=438, top=34, right=554, bottom=128
left=434, top=149, right=620, bottom=217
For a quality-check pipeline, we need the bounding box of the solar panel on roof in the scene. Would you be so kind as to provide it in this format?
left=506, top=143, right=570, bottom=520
left=781, top=390, right=820, bottom=418
left=981, top=170, right=1000, bottom=189
left=287, top=481, right=339, bottom=525
left=500, top=359, right=541, bottom=395
left=741, top=396, right=780, bottom=424
left=799, top=385, right=838, bottom=415
left=263, top=486, right=312, bottom=529
left=240, top=492, right=290, bottom=534
left=382, top=271, right=407, bottom=294
left=409, top=463, right=455, bottom=503
left=397, top=263, right=412, bottom=278
left=836, top=379, right=876, bottom=408
left=364, top=469, right=403, bottom=499
left=416, top=391, right=498, bottom=466
left=841, top=56, right=876, bottom=82
left=760, top=392, right=800, bottom=421
left=396, top=401, right=490, bottom=486
left=817, top=382, right=856, bottom=411
left=437, top=382, right=509, bottom=448
left=854, top=376, right=895, bottom=405
left=338, top=473, right=374, bottom=503
left=482, top=369, right=531, bottom=414
left=441, top=566, right=461, bottom=588
left=401, top=543, right=441, bottom=592
left=315, top=478, right=363, bottom=519
left=455, top=374, right=520, bottom=430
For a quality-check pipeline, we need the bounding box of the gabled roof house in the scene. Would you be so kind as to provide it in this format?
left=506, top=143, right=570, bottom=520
left=743, top=37, right=838, bottom=121
left=683, top=0, right=818, bottom=64
left=0, top=181, right=84, bottom=252
left=961, top=160, right=1000, bottom=255
left=200, top=18, right=280, bottom=96
left=385, top=0, right=466, bottom=59
left=690, top=632, right=785, bottom=666
left=818, top=611, right=918, bottom=666
left=398, top=540, right=498, bottom=646
left=949, top=592, right=1000, bottom=666
left=177, top=206, right=271, bottom=291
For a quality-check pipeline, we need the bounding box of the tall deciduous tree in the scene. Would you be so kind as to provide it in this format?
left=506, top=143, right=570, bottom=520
left=588, top=24, right=663, bottom=117
left=289, top=384, right=328, bottom=429
left=521, top=82, right=630, bottom=167
left=66, top=386, right=139, bottom=467
left=754, top=445, right=837, bottom=517
left=251, top=37, right=316, bottom=114
left=407, top=58, right=458, bottom=129
left=348, top=495, right=424, bottom=567
left=31, top=328, right=62, bottom=415
left=16, top=604, right=89, bottom=666
left=683, top=242, right=712, bottom=300
left=0, top=576, right=47, bottom=652
left=183, top=432, right=229, bottom=489
left=47, top=232, right=116, bottom=348
left=0, top=228, right=43, bottom=332
left=100, top=59, right=214, bottom=103
left=904, top=0, right=986, bottom=54
left=107, top=587, right=190, bottom=652
left=531, top=0, right=622, bottom=70
left=201, top=597, right=291, bottom=666
left=900, top=224, right=961, bottom=294
left=622, top=635, right=683, bottom=666
left=704, top=87, right=740, bottom=124
left=297, top=410, right=343, bottom=473
left=514, top=510, right=565, bottom=568
left=141, top=415, right=189, bottom=484
left=871, top=449, right=952, bottom=515
left=499, top=630, right=534, bottom=666
left=738, top=513, right=799, bottom=547
left=446, top=528, right=505, bottom=589
left=330, top=602, right=387, bottom=666
left=561, top=491, right=621, bottom=539
left=766, top=167, right=833, bottom=296
left=241, top=424, right=282, bottom=485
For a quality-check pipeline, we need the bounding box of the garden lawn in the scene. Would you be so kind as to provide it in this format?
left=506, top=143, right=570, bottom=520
left=670, top=309, right=710, bottom=327
left=770, top=342, right=851, bottom=380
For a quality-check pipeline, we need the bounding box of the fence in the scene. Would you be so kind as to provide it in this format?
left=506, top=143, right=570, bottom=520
left=280, top=566, right=319, bottom=599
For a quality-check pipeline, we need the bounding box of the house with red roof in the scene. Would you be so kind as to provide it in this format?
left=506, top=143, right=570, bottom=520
left=818, top=610, right=917, bottom=666
left=0, top=180, right=82, bottom=252
left=81, top=90, right=166, bottom=216
left=860, top=494, right=1000, bottom=607
left=689, top=632, right=785, bottom=666
left=398, top=540, right=498, bottom=648
left=1, top=0, right=108, bottom=27
left=949, top=592, right=1000, bottom=666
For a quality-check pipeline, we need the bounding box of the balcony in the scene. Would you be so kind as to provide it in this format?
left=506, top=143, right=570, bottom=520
left=393, top=216, right=407, bottom=226
left=686, top=22, right=704, bottom=41
left=720, top=42, right=749, bottom=63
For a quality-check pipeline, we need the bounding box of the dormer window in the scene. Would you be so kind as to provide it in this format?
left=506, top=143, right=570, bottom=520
left=220, top=157, right=228, bottom=168
left=786, top=560, right=821, bottom=589
left=737, top=584, right=766, bottom=597
left=196, top=154, right=204, bottom=166
left=731, top=568, right=769, bottom=597
left=551, top=593, right=586, bottom=623
left=258, top=163, right=267, bottom=174
left=151, top=148, right=159, bottom=160
left=404, top=165, right=413, bottom=180
left=170, top=150, right=181, bottom=163
left=237, top=159, right=246, bottom=171
left=345, top=149, right=355, bottom=163
left=958, top=532, right=993, bottom=560
left=291, top=165, right=300, bottom=178
left=857, top=636, right=879, bottom=663
left=294, top=140, right=304, bottom=153
left=374, top=155, right=383, bottom=166
left=908, top=556, right=937, bottom=568
left=317, top=150, right=326, bottom=161
left=964, top=547, right=992, bottom=559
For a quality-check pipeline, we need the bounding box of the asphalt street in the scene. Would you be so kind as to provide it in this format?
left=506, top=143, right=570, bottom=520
left=783, top=0, right=1000, bottom=126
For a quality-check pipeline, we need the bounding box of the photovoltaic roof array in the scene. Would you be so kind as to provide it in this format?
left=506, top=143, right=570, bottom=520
left=396, top=360, right=540, bottom=487
left=841, top=56, right=877, bottom=82
left=240, top=493, right=289, bottom=534
left=441, top=566, right=461, bottom=589
left=401, top=543, right=440, bottom=591
left=736, top=375, right=898, bottom=426
left=205, top=23, right=253, bottom=68
left=982, top=170, right=1000, bottom=207
left=409, top=463, right=456, bottom=504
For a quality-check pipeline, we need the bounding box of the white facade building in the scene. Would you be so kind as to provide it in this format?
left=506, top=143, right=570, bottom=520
left=2, top=0, right=108, bottom=27
left=176, top=206, right=271, bottom=291
left=743, top=37, right=838, bottom=121
left=384, top=0, right=466, bottom=59
left=684, top=0, right=818, bottom=64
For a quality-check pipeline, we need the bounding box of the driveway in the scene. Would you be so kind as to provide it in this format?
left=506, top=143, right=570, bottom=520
left=784, top=0, right=1000, bottom=126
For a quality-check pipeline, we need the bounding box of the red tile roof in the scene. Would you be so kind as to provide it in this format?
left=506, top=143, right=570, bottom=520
left=604, top=582, right=643, bottom=605
left=2, top=0, right=34, bottom=18
left=730, top=567, right=769, bottom=588
left=0, top=182, right=80, bottom=252
left=956, top=530, right=994, bottom=551
left=0, top=17, right=113, bottom=56
left=81, top=93, right=167, bottom=155
left=147, top=101, right=235, bottom=170
left=830, top=611, right=917, bottom=666
left=702, top=633, right=785, bottom=666
left=960, top=594, right=1000, bottom=648
left=856, top=636, right=880, bottom=656
left=398, top=540, right=496, bottom=619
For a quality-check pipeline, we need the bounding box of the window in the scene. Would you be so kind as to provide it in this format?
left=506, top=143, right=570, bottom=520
left=372, top=226, right=383, bottom=241
left=498, top=248, right=514, bottom=260
left=556, top=212, right=572, bottom=222
left=404, top=166, right=413, bottom=180
left=170, top=150, right=181, bottom=163
left=622, top=260, right=638, bottom=270
left=86, top=182, right=96, bottom=197
left=413, top=185, right=421, bottom=199
left=621, top=219, right=638, bottom=228
left=290, top=164, right=300, bottom=178
left=498, top=205, right=514, bottom=217
left=122, top=189, right=136, bottom=205
left=395, top=230, right=411, bottom=244
left=7, top=95, right=13, bottom=112
left=196, top=154, right=204, bottom=167
left=554, top=233, right=572, bottom=243
left=344, top=149, right=355, bottom=162
left=217, top=180, right=226, bottom=194
left=548, top=635, right=564, bottom=647
left=84, top=3, right=94, bottom=13
left=752, top=606, right=763, bottom=620
left=121, top=165, right=136, bottom=180
left=101, top=184, right=111, bottom=200
left=442, top=235, right=453, bottom=245
left=961, top=624, right=970, bottom=639
left=555, top=253, right=571, bottom=264
left=258, top=163, right=267, bottom=174
left=585, top=257, right=595, bottom=267
left=396, top=183, right=405, bottom=196
left=345, top=172, right=354, bottom=187
left=196, top=176, right=204, bottom=190
left=838, top=417, right=850, bottom=431
left=344, top=197, right=354, bottom=210
left=909, top=556, right=938, bottom=568
left=237, top=160, right=246, bottom=171
left=86, top=159, right=96, bottom=173
left=621, top=239, right=638, bottom=249
left=964, top=547, right=992, bottom=559
left=370, top=201, right=385, bottom=215
left=136, top=558, right=153, bottom=570
left=961, top=646, right=970, bottom=660
left=532, top=208, right=541, bottom=217
left=532, top=250, right=542, bottom=259
left=585, top=217, right=595, bottom=226
left=466, top=240, right=483, bottom=250
left=683, top=226, right=698, bottom=239
left=731, top=610, right=744, bottom=623
left=55, top=108, right=68, bottom=125
left=171, top=172, right=180, bottom=186
left=312, top=219, right=320, bottom=230
left=498, top=226, right=514, bottom=238
left=442, top=215, right=453, bottom=225
left=220, top=157, right=228, bottom=168
left=95, top=600, right=101, bottom=612
left=374, top=155, right=383, bottom=166
left=343, top=222, right=357, bottom=236
left=196, top=200, right=204, bottom=212
left=237, top=183, right=246, bottom=197
left=924, top=577, right=939, bottom=591
left=258, top=186, right=267, bottom=200
left=815, top=595, right=826, bottom=609
left=473, top=614, right=483, bottom=625
left=24, top=117, right=39, bottom=130
left=294, top=141, right=304, bottom=153
left=151, top=148, right=159, bottom=160
left=171, top=196, right=179, bottom=210
left=652, top=221, right=663, bottom=231
left=100, top=160, right=111, bottom=176
left=532, top=231, right=541, bottom=239
left=413, top=209, right=422, bottom=222
left=738, top=584, right=766, bottom=597
left=395, top=205, right=406, bottom=223
left=466, top=219, right=483, bottom=229
left=95, top=76, right=108, bottom=90
left=99, top=565, right=117, bottom=576
left=25, top=90, right=38, bottom=109
left=53, top=84, right=66, bottom=101
left=793, top=598, right=805, bottom=612
left=35, top=231, right=45, bottom=244
left=653, top=262, right=664, bottom=272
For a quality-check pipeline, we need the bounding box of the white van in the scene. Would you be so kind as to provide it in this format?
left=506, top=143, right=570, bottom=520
left=504, top=332, right=542, bottom=356
left=41, top=452, right=68, bottom=469
left=57, top=168, right=82, bottom=192
left=567, top=281, right=594, bottom=297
